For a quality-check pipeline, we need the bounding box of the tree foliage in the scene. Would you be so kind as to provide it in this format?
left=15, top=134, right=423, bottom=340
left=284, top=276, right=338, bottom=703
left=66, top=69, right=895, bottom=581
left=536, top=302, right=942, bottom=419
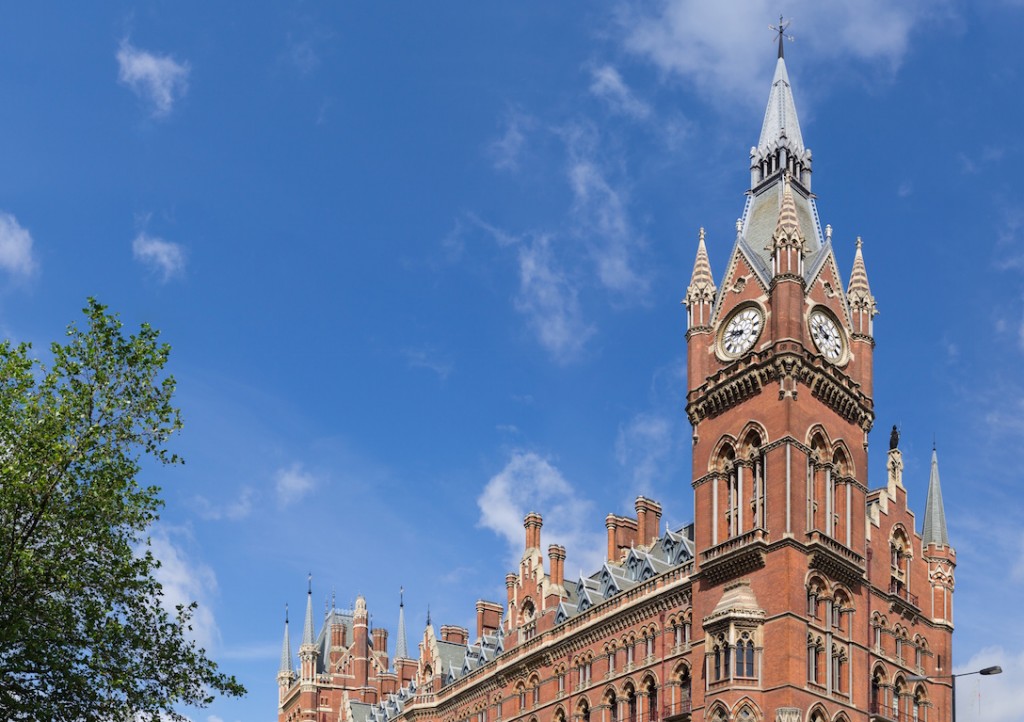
left=0, top=300, right=244, bottom=721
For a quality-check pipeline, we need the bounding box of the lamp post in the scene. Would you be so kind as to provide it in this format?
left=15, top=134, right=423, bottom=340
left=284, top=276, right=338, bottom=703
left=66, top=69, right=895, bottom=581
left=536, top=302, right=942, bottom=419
left=908, top=665, right=1001, bottom=722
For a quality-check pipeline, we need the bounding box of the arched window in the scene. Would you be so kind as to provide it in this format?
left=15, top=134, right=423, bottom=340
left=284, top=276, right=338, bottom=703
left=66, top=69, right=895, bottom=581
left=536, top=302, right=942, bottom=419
left=742, top=428, right=766, bottom=531
left=831, top=645, right=846, bottom=692
left=913, top=685, right=927, bottom=722
left=517, top=684, right=526, bottom=712
left=893, top=678, right=905, bottom=720
left=713, top=642, right=722, bottom=682
left=737, top=632, right=755, bottom=677
left=643, top=678, right=657, bottom=722
left=625, top=686, right=637, bottom=722
left=606, top=691, right=618, bottom=722
left=807, top=635, right=823, bottom=684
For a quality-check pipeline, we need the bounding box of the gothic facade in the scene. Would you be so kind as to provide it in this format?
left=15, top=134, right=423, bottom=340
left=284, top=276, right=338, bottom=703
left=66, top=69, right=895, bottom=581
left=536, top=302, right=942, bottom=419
left=277, top=46, right=954, bottom=722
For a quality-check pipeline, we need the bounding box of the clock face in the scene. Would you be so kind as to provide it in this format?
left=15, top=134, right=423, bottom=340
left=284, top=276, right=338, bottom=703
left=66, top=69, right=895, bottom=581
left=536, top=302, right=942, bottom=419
left=721, top=307, right=763, bottom=357
left=809, top=310, right=844, bottom=360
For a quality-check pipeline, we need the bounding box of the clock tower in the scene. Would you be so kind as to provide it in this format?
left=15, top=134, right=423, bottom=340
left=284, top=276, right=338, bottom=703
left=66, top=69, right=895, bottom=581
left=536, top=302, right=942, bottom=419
left=682, top=42, right=951, bottom=722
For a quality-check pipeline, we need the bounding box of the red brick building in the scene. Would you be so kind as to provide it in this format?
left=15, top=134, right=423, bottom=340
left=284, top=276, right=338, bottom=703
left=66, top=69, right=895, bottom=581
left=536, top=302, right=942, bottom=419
left=277, top=46, right=954, bottom=722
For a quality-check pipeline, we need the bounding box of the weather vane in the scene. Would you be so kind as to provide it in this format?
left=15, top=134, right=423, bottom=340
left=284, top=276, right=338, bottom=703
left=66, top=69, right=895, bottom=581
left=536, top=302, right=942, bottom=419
left=769, top=15, right=795, bottom=59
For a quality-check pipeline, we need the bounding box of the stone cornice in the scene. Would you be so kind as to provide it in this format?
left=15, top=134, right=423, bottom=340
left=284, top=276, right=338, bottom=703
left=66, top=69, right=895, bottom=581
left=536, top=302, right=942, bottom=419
left=686, top=343, right=874, bottom=432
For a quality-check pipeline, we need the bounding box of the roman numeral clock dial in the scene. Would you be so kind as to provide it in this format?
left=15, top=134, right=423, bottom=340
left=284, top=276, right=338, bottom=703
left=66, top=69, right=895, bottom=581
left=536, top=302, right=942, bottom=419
left=720, top=307, right=763, bottom=358
left=809, top=309, right=845, bottom=361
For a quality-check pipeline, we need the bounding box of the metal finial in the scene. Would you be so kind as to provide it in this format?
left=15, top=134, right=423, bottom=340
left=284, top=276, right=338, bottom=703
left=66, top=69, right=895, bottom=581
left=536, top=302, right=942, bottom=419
left=769, top=16, right=794, bottom=59
left=826, top=224, right=833, bottom=242
left=400, top=586, right=404, bottom=607
left=332, top=587, right=336, bottom=610
left=307, top=573, right=312, bottom=595
left=426, top=604, right=431, bottom=626
left=285, top=603, right=289, bottom=624
left=736, top=218, right=743, bottom=234
left=698, top=227, right=705, bottom=243
left=856, top=235, right=863, bottom=250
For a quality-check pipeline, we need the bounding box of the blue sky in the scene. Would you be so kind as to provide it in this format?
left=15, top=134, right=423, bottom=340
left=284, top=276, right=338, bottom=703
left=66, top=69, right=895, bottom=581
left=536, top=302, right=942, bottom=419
left=3, top=2, right=1024, bottom=720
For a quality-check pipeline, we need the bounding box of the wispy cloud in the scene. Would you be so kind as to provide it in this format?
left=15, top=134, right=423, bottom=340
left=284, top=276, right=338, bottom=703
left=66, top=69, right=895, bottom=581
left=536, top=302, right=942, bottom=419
left=148, top=527, right=219, bottom=650
left=513, top=233, right=594, bottom=363
left=402, top=346, right=454, bottom=380
left=117, top=40, right=190, bottom=118
left=489, top=110, right=533, bottom=172
left=132, top=232, right=186, bottom=281
left=275, top=462, right=317, bottom=506
left=193, top=487, right=257, bottom=521
left=589, top=65, right=651, bottom=119
left=619, top=1, right=936, bottom=106
left=616, top=411, right=677, bottom=495
left=565, top=127, right=650, bottom=300
left=0, top=211, right=38, bottom=277
left=477, top=450, right=604, bottom=573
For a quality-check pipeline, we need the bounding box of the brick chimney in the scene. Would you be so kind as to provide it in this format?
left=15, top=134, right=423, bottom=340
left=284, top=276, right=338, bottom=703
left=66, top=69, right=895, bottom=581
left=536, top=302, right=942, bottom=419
left=440, top=625, right=468, bottom=645
left=635, top=497, right=663, bottom=547
left=524, top=511, right=543, bottom=551
left=548, top=544, right=566, bottom=588
left=476, top=600, right=503, bottom=639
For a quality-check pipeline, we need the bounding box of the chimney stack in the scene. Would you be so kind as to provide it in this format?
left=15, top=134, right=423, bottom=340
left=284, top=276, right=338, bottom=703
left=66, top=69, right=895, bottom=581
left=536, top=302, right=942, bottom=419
left=524, top=512, right=543, bottom=551
left=548, top=544, right=566, bottom=588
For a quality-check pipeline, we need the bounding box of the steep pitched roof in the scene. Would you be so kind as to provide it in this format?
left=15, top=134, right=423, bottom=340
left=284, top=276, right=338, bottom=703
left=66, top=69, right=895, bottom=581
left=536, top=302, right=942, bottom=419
left=279, top=606, right=292, bottom=675
left=922, top=448, right=950, bottom=547
left=395, top=591, right=409, bottom=660
left=758, top=56, right=804, bottom=155
left=302, top=581, right=316, bottom=647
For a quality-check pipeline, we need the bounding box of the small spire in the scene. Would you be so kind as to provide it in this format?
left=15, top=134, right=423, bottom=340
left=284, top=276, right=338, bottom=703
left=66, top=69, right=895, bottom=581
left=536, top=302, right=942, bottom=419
left=302, top=574, right=316, bottom=647
left=922, top=447, right=950, bottom=547
left=684, top=227, right=716, bottom=312
left=395, top=587, right=409, bottom=660
left=279, top=604, right=293, bottom=676
left=848, top=237, right=878, bottom=326
left=776, top=173, right=802, bottom=237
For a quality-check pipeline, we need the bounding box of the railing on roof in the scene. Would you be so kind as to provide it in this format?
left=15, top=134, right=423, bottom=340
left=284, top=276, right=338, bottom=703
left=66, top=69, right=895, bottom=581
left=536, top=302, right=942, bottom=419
left=662, top=700, right=692, bottom=720
left=888, top=581, right=918, bottom=608
left=700, top=528, right=766, bottom=564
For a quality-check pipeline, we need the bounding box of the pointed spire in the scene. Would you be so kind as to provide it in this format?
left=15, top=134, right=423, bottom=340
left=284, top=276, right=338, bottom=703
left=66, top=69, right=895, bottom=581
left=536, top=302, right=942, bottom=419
left=775, top=174, right=803, bottom=239
left=758, top=51, right=805, bottom=154
left=395, top=587, right=409, bottom=660
left=279, top=604, right=293, bottom=676
left=302, top=574, right=316, bottom=647
left=848, top=237, right=879, bottom=333
left=684, top=227, right=716, bottom=308
left=922, top=447, right=950, bottom=547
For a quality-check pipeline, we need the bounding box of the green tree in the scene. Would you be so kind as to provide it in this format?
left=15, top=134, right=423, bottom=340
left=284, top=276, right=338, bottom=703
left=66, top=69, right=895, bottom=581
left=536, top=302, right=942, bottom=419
left=0, top=300, right=244, bottom=721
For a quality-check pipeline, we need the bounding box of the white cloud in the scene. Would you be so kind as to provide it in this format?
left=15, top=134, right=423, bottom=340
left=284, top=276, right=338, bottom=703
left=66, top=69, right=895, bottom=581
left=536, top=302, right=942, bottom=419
left=489, top=111, right=532, bottom=172
left=615, top=412, right=677, bottom=495
left=402, top=346, right=453, bottom=380
left=0, top=211, right=38, bottom=277
left=513, top=233, right=594, bottom=363
left=117, top=40, right=190, bottom=118
left=132, top=232, right=186, bottom=281
left=955, top=646, right=1024, bottom=722
left=148, top=528, right=219, bottom=650
left=193, top=487, right=257, bottom=521
left=565, top=130, right=650, bottom=299
left=275, top=462, right=317, bottom=505
left=477, top=451, right=604, bottom=573
left=589, top=65, right=651, bottom=119
left=620, top=1, right=937, bottom=106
